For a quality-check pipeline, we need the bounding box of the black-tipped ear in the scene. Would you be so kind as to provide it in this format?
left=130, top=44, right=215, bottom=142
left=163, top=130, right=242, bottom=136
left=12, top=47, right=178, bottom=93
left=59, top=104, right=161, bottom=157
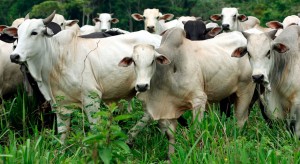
left=272, top=43, right=289, bottom=53
left=118, top=57, right=133, bottom=67
left=231, top=47, right=247, bottom=58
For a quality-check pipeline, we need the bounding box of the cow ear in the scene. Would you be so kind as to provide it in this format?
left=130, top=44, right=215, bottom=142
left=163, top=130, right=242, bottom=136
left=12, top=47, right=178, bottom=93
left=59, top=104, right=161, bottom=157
left=93, top=18, right=100, bottom=24
left=207, top=27, right=222, bottom=37
left=160, top=14, right=174, bottom=21
left=111, top=18, right=119, bottom=24
left=0, top=27, right=18, bottom=43
left=272, top=43, right=289, bottom=53
left=155, top=53, right=171, bottom=65
left=0, top=25, right=8, bottom=33
left=3, top=27, right=18, bottom=38
left=266, top=30, right=277, bottom=40
left=131, top=13, right=144, bottom=21
left=66, top=19, right=79, bottom=27
left=237, top=14, right=248, bottom=22
left=266, top=21, right=283, bottom=29
left=118, top=57, right=133, bottom=67
left=231, top=47, right=247, bottom=58
left=210, top=14, right=222, bottom=22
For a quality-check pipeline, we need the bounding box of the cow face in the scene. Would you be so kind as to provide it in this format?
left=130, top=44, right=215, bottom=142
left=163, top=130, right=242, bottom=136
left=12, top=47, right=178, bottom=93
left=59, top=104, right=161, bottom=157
left=131, top=8, right=174, bottom=34
left=52, top=14, right=67, bottom=30
left=232, top=30, right=277, bottom=90
left=10, top=12, right=55, bottom=64
left=210, top=8, right=247, bottom=31
left=119, top=44, right=170, bottom=92
left=97, top=13, right=119, bottom=32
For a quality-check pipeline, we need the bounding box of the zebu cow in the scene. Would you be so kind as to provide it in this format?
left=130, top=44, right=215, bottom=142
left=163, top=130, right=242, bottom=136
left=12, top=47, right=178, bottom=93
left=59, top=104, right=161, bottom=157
left=119, top=28, right=255, bottom=158
left=8, top=11, right=161, bottom=142
left=131, top=8, right=174, bottom=34
left=210, top=7, right=260, bottom=31
left=232, top=25, right=300, bottom=136
left=80, top=13, right=119, bottom=35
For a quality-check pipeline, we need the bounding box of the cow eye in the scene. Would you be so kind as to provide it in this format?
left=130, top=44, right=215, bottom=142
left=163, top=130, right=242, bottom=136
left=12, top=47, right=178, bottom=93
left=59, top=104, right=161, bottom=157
left=31, top=31, right=38, bottom=35
left=156, top=16, right=160, bottom=19
left=221, top=15, right=223, bottom=18
left=60, top=23, right=64, bottom=26
left=143, top=16, right=146, bottom=19
left=233, top=14, right=236, bottom=17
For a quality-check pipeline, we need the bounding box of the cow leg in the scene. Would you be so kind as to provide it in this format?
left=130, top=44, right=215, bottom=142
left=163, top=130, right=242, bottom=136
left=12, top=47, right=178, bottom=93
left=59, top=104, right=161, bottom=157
left=83, top=96, right=101, bottom=130
left=192, top=94, right=207, bottom=123
left=159, top=119, right=178, bottom=160
left=220, top=97, right=232, bottom=118
left=235, top=84, right=255, bottom=128
left=56, top=112, right=71, bottom=143
left=127, top=112, right=152, bottom=145
left=291, top=105, right=300, bottom=137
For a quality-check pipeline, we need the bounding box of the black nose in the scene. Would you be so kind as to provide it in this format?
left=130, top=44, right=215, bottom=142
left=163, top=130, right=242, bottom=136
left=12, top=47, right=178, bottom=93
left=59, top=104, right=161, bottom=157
left=10, top=54, right=20, bottom=63
left=252, top=74, right=264, bottom=83
left=222, top=24, right=230, bottom=30
left=147, top=26, right=155, bottom=33
left=136, top=84, right=149, bottom=92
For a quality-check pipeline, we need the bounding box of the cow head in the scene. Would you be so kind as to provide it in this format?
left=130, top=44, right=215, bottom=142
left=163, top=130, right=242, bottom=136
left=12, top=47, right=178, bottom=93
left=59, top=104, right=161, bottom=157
left=231, top=30, right=278, bottom=90
left=10, top=11, right=56, bottom=64
left=118, top=44, right=170, bottom=92
left=210, top=7, right=247, bottom=31
left=95, top=13, right=119, bottom=32
left=131, top=8, right=174, bottom=34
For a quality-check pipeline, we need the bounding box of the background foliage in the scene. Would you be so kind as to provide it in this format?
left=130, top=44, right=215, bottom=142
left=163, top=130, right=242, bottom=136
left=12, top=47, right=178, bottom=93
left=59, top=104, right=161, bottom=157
left=0, top=0, right=299, bottom=31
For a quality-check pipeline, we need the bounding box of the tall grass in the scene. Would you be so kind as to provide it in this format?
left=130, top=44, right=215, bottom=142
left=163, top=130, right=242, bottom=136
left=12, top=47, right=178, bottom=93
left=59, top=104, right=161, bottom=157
left=0, top=89, right=300, bottom=163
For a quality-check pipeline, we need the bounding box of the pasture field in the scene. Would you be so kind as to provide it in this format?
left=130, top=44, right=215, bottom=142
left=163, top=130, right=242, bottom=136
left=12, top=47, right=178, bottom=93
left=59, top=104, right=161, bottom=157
left=0, top=89, right=300, bottom=163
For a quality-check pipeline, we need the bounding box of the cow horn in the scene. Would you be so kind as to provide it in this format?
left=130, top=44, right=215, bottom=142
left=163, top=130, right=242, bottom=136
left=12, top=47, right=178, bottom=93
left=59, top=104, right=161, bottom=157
left=43, top=10, right=56, bottom=25
left=25, top=13, right=30, bottom=20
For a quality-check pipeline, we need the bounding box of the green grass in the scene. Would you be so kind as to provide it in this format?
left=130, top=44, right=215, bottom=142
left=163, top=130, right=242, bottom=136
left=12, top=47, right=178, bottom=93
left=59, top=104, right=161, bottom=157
left=1, top=90, right=300, bottom=163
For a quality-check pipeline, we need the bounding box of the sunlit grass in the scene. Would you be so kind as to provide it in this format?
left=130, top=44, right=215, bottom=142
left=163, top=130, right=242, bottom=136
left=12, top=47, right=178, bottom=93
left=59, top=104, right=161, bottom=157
left=1, top=89, right=300, bottom=163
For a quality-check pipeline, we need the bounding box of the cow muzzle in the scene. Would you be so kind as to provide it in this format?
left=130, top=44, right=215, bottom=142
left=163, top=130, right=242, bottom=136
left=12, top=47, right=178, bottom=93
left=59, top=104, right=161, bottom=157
left=136, top=84, right=149, bottom=92
left=146, top=26, right=155, bottom=33
left=252, top=74, right=264, bottom=84
left=221, top=24, right=230, bottom=31
left=10, top=54, right=21, bottom=63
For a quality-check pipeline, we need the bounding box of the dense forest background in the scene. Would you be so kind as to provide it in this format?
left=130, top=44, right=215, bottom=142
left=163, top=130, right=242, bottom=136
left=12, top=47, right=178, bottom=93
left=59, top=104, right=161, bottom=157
left=0, top=0, right=299, bottom=32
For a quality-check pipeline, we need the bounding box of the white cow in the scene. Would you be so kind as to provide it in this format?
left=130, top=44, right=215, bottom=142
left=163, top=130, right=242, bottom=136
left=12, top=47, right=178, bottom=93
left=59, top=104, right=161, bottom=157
left=80, top=13, right=119, bottom=35
left=232, top=25, right=300, bottom=137
left=131, top=8, right=174, bottom=34
left=210, top=7, right=260, bottom=31
left=8, top=11, right=161, bottom=142
left=119, top=28, right=255, bottom=158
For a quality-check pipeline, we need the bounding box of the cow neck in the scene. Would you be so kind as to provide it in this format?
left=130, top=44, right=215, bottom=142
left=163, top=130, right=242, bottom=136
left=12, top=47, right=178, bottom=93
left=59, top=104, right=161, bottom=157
left=25, top=38, right=53, bottom=101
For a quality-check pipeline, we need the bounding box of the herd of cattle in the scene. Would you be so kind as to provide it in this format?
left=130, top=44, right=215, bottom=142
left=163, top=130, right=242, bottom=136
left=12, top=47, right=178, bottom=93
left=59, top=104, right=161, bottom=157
left=0, top=7, right=300, bottom=158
